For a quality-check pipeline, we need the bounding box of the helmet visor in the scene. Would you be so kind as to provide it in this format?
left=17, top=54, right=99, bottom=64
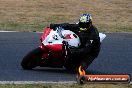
left=79, top=22, right=91, bottom=28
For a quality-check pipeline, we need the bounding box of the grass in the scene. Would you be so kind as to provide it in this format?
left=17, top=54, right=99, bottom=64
left=0, top=83, right=131, bottom=88
left=0, top=0, right=131, bottom=32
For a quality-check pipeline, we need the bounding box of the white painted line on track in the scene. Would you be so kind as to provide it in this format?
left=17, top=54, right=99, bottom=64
left=34, top=32, right=43, bottom=33
left=104, top=32, right=132, bottom=34
left=0, top=81, right=131, bottom=84
left=0, top=31, right=18, bottom=32
left=0, top=81, right=76, bottom=84
left=0, top=31, right=132, bottom=34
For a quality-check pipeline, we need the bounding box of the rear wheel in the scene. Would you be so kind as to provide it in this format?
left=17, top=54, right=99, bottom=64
left=21, top=47, right=43, bottom=70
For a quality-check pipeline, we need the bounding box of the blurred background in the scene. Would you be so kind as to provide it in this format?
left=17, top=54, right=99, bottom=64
left=0, top=0, right=131, bottom=32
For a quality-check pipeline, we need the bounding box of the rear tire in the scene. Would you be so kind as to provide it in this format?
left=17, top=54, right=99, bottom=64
left=21, top=47, right=43, bottom=70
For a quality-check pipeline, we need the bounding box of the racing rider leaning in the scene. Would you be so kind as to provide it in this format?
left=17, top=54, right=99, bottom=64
left=50, top=13, right=101, bottom=72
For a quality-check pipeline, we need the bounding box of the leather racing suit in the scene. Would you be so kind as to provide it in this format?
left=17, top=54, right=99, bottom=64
left=50, top=23, right=101, bottom=70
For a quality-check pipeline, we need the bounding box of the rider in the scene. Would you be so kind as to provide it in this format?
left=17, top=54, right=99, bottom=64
left=50, top=13, right=101, bottom=72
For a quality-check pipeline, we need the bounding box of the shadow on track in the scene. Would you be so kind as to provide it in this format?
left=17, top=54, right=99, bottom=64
left=32, top=67, right=74, bottom=74
left=27, top=67, right=109, bottom=75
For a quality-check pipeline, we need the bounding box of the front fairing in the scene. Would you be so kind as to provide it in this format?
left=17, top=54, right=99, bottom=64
left=42, top=29, right=63, bottom=51
left=40, top=27, right=81, bottom=51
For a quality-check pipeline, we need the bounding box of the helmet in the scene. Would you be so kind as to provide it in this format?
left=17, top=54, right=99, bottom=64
left=79, top=13, right=92, bottom=31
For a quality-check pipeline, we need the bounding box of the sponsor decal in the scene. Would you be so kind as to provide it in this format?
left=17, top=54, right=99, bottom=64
left=84, top=75, right=130, bottom=83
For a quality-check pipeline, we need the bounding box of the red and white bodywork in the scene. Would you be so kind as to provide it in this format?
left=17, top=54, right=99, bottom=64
left=40, top=27, right=80, bottom=52
left=37, top=27, right=81, bottom=67
left=21, top=26, right=106, bottom=69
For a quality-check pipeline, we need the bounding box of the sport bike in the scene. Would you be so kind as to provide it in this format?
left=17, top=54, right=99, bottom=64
left=21, top=26, right=106, bottom=70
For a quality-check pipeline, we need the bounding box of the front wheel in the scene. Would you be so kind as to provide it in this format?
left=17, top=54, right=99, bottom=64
left=21, top=47, right=43, bottom=70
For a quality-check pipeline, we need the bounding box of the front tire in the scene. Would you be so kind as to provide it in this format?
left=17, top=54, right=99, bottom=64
left=21, top=47, right=43, bottom=70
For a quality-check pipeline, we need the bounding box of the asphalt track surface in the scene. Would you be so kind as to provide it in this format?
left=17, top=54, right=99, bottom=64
left=0, top=32, right=132, bottom=82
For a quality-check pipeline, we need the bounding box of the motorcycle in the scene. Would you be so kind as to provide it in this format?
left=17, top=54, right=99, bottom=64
left=21, top=26, right=106, bottom=71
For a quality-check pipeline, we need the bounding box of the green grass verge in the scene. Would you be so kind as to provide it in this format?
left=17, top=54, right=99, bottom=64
left=0, top=22, right=47, bottom=32
left=0, top=83, right=131, bottom=88
left=0, top=15, right=71, bottom=32
left=0, top=0, right=131, bottom=32
left=97, top=24, right=132, bottom=32
left=0, top=21, right=132, bottom=32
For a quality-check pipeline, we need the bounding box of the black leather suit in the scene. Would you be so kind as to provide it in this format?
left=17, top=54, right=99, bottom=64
left=50, top=23, right=101, bottom=70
